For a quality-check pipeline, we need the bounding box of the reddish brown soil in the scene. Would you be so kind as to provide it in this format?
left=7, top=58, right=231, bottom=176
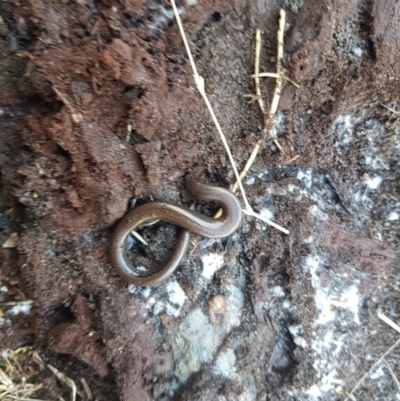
left=1, top=0, right=399, bottom=400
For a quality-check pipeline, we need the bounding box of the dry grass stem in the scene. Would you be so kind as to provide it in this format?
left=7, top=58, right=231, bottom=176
left=47, top=364, right=78, bottom=401
left=344, top=338, right=400, bottom=401
left=252, top=72, right=279, bottom=79
left=266, top=9, right=285, bottom=151
left=231, top=139, right=262, bottom=195
left=214, top=139, right=262, bottom=219
left=230, top=11, right=295, bottom=207
left=171, top=0, right=246, bottom=206
left=171, top=0, right=289, bottom=234
left=126, top=124, right=132, bottom=143
left=251, top=73, right=300, bottom=88
left=9, top=351, right=23, bottom=377
left=1, top=396, right=48, bottom=401
left=252, top=29, right=283, bottom=152
left=242, top=208, right=289, bottom=233
left=31, top=352, right=46, bottom=371
left=130, top=230, right=149, bottom=246
left=4, top=300, right=34, bottom=306
left=242, top=94, right=258, bottom=102
left=52, top=86, right=83, bottom=124
left=378, top=312, right=400, bottom=334
left=35, top=162, right=44, bottom=175
left=382, top=358, right=400, bottom=392
left=1, top=348, right=91, bottom=401
left=281, top=155, right=300, bottom=166
left=0, top=353, right=45, bottom=401
left=254, top=29, right=265, bottom=113
left=80, top=378, right=93, bottom=401
left=381, top=104, right=400, bottom=114
left=282, top=75, right=300, bottom=88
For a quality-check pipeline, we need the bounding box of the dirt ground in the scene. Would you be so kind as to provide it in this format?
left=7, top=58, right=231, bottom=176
left=1, top=0, right=399, bottom=400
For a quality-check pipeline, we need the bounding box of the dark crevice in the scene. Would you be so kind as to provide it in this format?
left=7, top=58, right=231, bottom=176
left=44, top=303, right=76, bottom=327
left=209, top=12, right=222, bottom=23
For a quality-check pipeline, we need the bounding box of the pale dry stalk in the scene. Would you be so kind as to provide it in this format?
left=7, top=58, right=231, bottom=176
left=170, top=0, right=288, bottom=234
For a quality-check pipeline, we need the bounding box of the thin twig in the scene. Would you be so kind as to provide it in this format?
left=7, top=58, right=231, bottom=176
left=344, top=338, right=400, bottom=401
left=378, top=312, right=400, bottom=335
left=170, top=0, right=289, bottom=235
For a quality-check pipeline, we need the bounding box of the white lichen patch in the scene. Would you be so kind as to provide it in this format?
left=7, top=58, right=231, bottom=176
left=330, top=115, right=400, bottom=245
left=7, top=302, right=33, bottom=315
left=306, top=370, right=343, bottom=398
left=333, top=286, right=360, bottom=324
left=271, top=110, right=286, bottom=139
left=309, top=205, right=329, bottom=221
left=284, top=169, right=346, bottom=215
left=202, top=253, right=225, bottom=279
left=304, top=255, right=361, bottom=326
left=213, top=348, right=237, bottom=379
left=289, top=325, right=308, bottom=348
left=245, top=177, right=255, bottom=185
left=282, top=299, right=292, bottom=309
left=352, top=46, right=362, bottom=57
left=296, top=168, right=313, bottom=188
left=388, top=212, right=399, bottom=221
left=272, top=286, right=285, bottom=297
left=129, top=280, right=187, bottom=318
left=164, top=281, right=187, bottom=317
left=370, top=365, right=385, bottom=380
left=332, top=114, right=359, bottom=144
left=304, top=236, right=314, bottom=244
left=365, top=176, right=382, bottom=190
left=298, top=252, right=365, bottom=399
left=259, top=207, right=274, bottom=220
left=148, top=5, right=184, bottom=34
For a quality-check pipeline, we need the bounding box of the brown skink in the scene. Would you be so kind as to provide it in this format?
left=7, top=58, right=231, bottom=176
left=110, top=179, right=242, bottom=286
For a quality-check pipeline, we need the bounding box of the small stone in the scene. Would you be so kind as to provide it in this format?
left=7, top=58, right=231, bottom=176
left=3, top=232, right=19, bottom=248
